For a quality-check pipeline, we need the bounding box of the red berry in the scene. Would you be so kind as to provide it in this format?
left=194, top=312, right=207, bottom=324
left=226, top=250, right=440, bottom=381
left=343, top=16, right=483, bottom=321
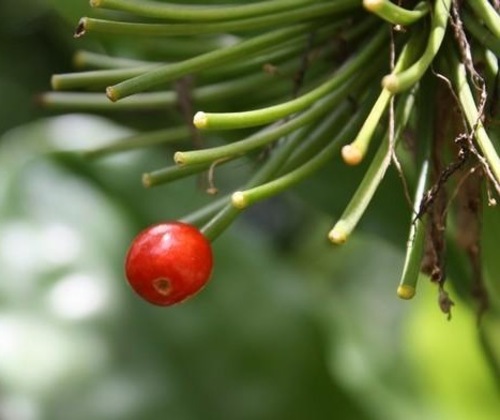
left=125, top=222, right=213, bottom=306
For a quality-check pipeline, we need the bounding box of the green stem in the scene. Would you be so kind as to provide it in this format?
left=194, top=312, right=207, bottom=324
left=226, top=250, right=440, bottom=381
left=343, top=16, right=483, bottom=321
left=181, top=195, right=231, bottom=226
left=397, top=75, right=434, bottom=299
left=83, top=126, right=190, bottom=158
left=363, top=0, right=429, bottom=26
left=175, top=62, right=380, bottom=166
left=328, top=90, right=416, bottom=244
left=462, top=10, right=500, bottom=57
left=397, top=159, right=429, bottom=299
left=73, top=50, right=157, bottom=70
left=382, top=0, right=452, bottom=93
left=467, top=0, right=500, bottom=38
left=230, top=95, right=376, bottom=210
left=91, top=0, right=325, bottom=22
left=142, top=162, right=212, bottom=188
left=106, top=24, right=317, bottom=101
left=448, top=50, right=500, bottom=188
left=342, top=30, right=425, bottom=165
left=193, top=28, right=388, bottom=130
left=200, top=85, right=376, bottom=241
left=52, top=66, right=157, bottom=91
left=40, top=60, right=299, bottom=111
left=79, top=2, right=357, bottom=36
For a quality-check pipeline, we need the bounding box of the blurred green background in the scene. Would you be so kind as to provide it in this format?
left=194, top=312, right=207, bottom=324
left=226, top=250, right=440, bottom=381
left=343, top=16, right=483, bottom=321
left=1, top=1, right=499, bottom=419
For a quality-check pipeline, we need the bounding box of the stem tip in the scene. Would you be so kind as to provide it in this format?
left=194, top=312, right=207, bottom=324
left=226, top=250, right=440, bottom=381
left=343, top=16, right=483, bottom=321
left=231, top=191, right=248, bottom=209
left=328, top=222, right=348, bottom=244
left=341, top=144, right=363, bottom=165
left=382, top=74, right=399, bottom=93
left=105, top=86, right=118, bottom=102
left=142, top=173, right=152, bottom=188
left=74, top=18, right=87, bottom=38
left=174, top=152, right=186, bottom=165
left=397, top=284, right=416, bottom=299
left=193, top=111, right=208, bottom=129
left=363, top=0, right=383, bottom=12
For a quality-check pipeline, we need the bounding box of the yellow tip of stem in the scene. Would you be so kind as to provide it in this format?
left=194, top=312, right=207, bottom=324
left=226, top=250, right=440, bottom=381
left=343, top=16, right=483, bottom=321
left=105, top=86, right=118, bottom=102
left=90, top=0, right=102, bottom=7
left=231, top=191, right=248, bottom=209
left=193, top=111, right=207, bottom=129
left=397, top=285, right=416, bottom=300
left=50, top=75, right=60, bottom=90
left=173, top=152, right=186, bottom=165
left=328, top=222, right=349, bottom=244
left=142, top=173, right=152, bottom=188
left=363, top=0, right=383, bottom=12
left=382, top=74, right=400, bottom=93
left=341, top=144, right=363, bottom=165
left=74, top=18, right=87, bottom=38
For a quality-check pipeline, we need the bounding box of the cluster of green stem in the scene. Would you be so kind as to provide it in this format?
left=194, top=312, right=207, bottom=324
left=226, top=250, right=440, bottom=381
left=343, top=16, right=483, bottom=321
left=42, top=0, right=500, bottom=303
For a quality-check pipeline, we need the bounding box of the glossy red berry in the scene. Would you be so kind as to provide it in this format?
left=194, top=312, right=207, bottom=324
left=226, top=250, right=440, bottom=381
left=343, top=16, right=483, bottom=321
left=125, top=221, right=213, bottom=306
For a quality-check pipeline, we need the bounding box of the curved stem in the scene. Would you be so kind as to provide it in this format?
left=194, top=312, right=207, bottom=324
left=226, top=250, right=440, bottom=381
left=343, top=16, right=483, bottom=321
left=382, top=0, right=452, bottom=93
left=175, top=62, right=380, bottom=166
left=341, top=30, right=425, bottom=165
left=193, top=28, right=388, bottom=130
left=363, top=0, right=430, bottom=26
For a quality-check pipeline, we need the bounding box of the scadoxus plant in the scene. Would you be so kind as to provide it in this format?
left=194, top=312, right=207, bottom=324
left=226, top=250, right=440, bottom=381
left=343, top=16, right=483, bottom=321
left=40, top=0, right=500, bottom=315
